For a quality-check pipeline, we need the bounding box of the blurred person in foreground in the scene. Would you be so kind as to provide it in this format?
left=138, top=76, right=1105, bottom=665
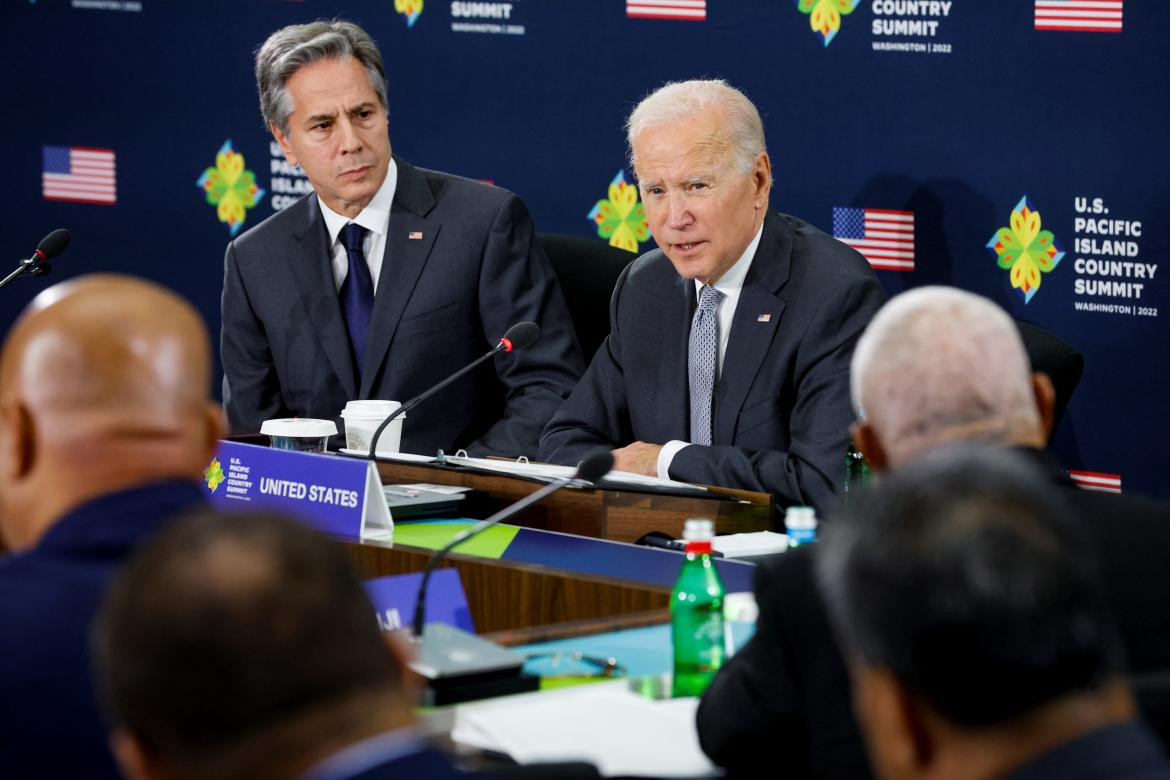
left=539, top=79, right=884, bottom=512
left=818, top=445, right=1170, bottom=780
left=0, top=274, right=220, bottom=777
left=696, top=286, right=1170, bottom=776
left=95, top=510, right=598, bottom=780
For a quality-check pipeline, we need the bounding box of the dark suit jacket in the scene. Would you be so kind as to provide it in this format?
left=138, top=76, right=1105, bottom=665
left=1004, top=722, right=1170, bottom=780
left=222, top=159, right=584, bottom=458
left=0, top=481, right=207, bottom=779
left=538, top=210, right=885, bottom=510
left=696, top=449, right=1170, bottom=778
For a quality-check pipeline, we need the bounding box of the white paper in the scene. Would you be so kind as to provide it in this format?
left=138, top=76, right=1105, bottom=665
left=441, top=455, right=708, bottom=493
left=451, top=681, right=716, bottom=777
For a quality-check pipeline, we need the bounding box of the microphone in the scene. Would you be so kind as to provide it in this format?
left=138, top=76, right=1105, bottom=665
left=411, top=448, right=614, bottom=638
left=1, top=229, right=71, bottom=290
left=405, top=449, right=613, bottom=705
left=365, top=321, right=540, bottom=460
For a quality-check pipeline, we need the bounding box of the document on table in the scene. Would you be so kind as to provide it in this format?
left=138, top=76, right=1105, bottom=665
left=452, top=680, right=715, bottom=777
left=440, top=455, right=708, bottom=494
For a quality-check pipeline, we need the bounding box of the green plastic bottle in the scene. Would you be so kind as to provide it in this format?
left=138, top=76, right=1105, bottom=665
left=843, top=444, right=871, bottom=503
left=671, top=518, right=726, bottom=697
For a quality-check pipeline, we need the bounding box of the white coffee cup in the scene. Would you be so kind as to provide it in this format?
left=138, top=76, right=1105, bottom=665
left=260, top=418, right=338, bottom=453
left=341, top=400, right=405, bottom=456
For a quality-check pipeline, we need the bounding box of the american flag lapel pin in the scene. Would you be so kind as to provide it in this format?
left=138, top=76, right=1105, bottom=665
left=757, top=313, right=772, bottom=323
left=408, top=231, right=424, bottom=240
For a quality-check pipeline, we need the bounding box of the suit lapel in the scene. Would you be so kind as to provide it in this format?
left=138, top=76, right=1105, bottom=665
left=360, top=159, right=438, bottom=397
left=657, top=273, right=694, bottom=441
left=713, top=211, right=792, bottom=442
left=287, top=197, right=357, bottom=398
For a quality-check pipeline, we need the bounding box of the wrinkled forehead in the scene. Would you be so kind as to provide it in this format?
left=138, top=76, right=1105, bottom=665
left=632, top=121, right=735, bottom=182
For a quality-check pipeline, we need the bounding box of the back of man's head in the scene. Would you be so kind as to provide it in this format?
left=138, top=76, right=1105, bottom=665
left=95, top=510, right=410, bottom=780
left=0, top=274, right=219, bottom=549
left=850, top=286, right=1050, bottom=467
left=818, top=445, right=1132, bottom=778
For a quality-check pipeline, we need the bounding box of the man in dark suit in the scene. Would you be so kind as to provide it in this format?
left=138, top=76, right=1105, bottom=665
left=818, top=446, right=1170, bottom=780
left=96, top=510, right=598, bottom=780
left=0, top=275, right=221, bottom=778
left=696, top=287, right=1170, bottom=777
left=223, top=21, right=583, bottom=457
left=539, top=80, right=885, bottom=510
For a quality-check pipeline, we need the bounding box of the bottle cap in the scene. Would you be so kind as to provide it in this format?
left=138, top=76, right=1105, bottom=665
left=784, top=506, right=818, bottom=530
left=682, top=518, right=715, bottom=541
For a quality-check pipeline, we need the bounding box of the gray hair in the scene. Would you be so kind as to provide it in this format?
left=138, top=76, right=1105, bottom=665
left=255, top=21, right=388, bottom=136
left=626, top=79, right=766, bottom=175
left=850, top=286, right=1041, bottom=464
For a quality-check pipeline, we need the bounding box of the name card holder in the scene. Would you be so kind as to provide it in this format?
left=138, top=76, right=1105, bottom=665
left=202, top=441, right=393, bottom=541
left=364, top=569, right=472, bottom=633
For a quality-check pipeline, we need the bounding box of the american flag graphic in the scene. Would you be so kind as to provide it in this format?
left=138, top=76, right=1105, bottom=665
left=626, top=0, right=706, bottom=21
left=832, top=207, right=914, bottom=272
left=42, top=146, right=116, bottom=205
left=1069, top=470, right=1122, bottom=493
left=1035, top=1, right=1123, bottom=32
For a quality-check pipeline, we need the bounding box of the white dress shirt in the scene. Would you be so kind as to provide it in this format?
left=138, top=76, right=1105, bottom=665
left=656, top=223, right=765, bottom=480
left=318, top=159, right=398, bottom=293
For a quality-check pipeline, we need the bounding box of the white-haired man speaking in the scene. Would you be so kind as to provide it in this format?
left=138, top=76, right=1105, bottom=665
left=539, top=79, right=885, bottom=510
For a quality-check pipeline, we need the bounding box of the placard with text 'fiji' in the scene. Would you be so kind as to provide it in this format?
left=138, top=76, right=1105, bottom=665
left=202, top=441, right=393, bottom=541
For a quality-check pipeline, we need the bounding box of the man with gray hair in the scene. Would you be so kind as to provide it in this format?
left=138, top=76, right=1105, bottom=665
left=540, top=79, right=884, bottom=509
left=849, top=285, right=1053, bottom=468
left=696, top=286, right=1170, bottom=776
left=222, top=21, right=583, bottom=457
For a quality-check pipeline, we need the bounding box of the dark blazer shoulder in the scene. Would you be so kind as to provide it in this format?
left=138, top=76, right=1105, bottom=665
left=774, top=211, right=878, bottom=287
left=229, top=192, right=320, bottom=261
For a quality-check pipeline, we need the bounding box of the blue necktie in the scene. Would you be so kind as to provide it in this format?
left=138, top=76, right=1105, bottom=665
left=339, top=222, right=374, bottom=374
left=689, top=284, right=724, bottom=447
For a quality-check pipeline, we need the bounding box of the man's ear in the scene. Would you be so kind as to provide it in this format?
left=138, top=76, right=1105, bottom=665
left=270, top=122, right=297, bottom=167
left=201, top=403, right=224, bottom=461
left=0, top=399, right=36, bottom=480
left=385, top=630, right=423, bottom=695
left=1032, top=372, right=1057, bottom=443
left=751, top=151, right=773, bottom=208
left=853, top=666, right=934, bottom=780
left=852, top=421, right=888, bottom=472
left=111, top=729, right=175, bottom=780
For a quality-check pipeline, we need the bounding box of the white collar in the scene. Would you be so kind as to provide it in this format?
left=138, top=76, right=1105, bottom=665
left=693, top=222, right=764, bottom=298
left=318, top=158, right=398, bottom=244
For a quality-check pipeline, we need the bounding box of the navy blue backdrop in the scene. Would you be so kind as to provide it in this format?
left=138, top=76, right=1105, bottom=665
left=2, top=1, right=1168, bottom=495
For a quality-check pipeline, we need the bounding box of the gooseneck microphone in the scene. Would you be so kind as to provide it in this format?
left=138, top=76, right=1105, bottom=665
left=410, top=448, right=614, bottom=639
left=0, top=229, right=71, bottom=291
left=365, top=321, right=540, bottom=460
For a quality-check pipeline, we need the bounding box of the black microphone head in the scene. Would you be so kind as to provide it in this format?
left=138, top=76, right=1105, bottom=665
left=36, top=229, right=71, bottom=261
left=502, top=321, right=539, bottom=351
left=574, top=449, right=614, bottom=483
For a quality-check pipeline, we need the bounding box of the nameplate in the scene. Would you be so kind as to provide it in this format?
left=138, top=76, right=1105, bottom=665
left=364, top=568, right=473, bottom=633
left=202, top=441, right=393, bottom=541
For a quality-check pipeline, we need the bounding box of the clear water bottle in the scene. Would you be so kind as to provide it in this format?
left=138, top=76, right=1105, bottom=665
left=785, top=506, right=818, bottom=548
left=671, top=518, right=726, bottom=697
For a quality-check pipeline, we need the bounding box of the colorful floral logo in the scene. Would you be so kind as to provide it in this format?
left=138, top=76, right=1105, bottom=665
left=196, top=140, right=265, bottom=237
left=796, top=0, right=860, bottom=46
left=204, top=457, right=225, bottom=493
left=587, top=171, right=650, bottom=253
left=396, top=0, right=423, bottom=27
left=986, top=196, right=1065, bottom=304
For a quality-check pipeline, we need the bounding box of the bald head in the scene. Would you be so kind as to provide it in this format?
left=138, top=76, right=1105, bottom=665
left=0, top=275, right=219, bottom=549
left=850, top=287, right=1049, bottom=467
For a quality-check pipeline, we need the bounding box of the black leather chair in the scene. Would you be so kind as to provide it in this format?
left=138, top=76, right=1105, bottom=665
left=538, top=233, right=635, bottom=362
left=1015, top=320, right=1084, bottom=431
